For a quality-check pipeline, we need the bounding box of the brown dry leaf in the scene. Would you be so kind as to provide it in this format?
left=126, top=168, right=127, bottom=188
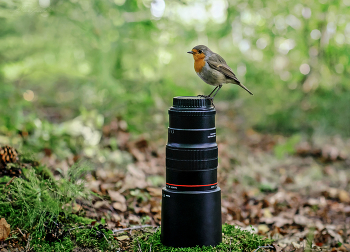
left=135, top=205, right=151, bottom=214
left=93, top=201, right=110, bottom=209
left=153, top=212, right=161, bottom=223
left=120, top=164, right=147, bottom=191
left=151, top=205, right=161, bottom=214
left=116, top=235, right=129, bottom=241
left=88, top=180, right=101, bottom=193
left=0, top=218, right=11, bottom=241
left=293, top=214, right=312, bottom=226
left=100, top=183, right=115, bottom=194
left=273, top=243, right=283, bottom=252
left=113, top=202, right=127, bottom=212
left=281, top=244, right=297, bottom=252
left=130, top=148, right=146, bottom=162
left=128, top=215, right=140, bottom=225
left=108, top=190, right=126, bottom=203
left=337, top=244, right=350, bottom=252
left=322, top=145, right=340, bottom=161
left=111, top=213, right=121, bottom=222
left=146, top=187, right=162, bottom=197
left=263, top=208, right=273, bottom=218
left=338, top=190, right=350, bottom=203
left=72, top=203, right=82, bottom=213
left=261, top=214, right=293, bottom=227
left=258, top=224, right=269, bottom=234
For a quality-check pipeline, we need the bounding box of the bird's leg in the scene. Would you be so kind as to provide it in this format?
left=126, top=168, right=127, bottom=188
left=211, top=85, right=222, bottom=98
left=197, top=86, right=219, bottom=99
left=207, top=86, right=219, bottom=97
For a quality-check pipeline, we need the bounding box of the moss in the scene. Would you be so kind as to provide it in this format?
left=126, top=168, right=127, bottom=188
left=0, top=159, right=118, bottom=251
left=134, top=225, right=274, bottom=252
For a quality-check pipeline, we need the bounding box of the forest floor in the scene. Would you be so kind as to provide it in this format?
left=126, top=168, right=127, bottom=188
left=1, top=102, right=350, bottom=251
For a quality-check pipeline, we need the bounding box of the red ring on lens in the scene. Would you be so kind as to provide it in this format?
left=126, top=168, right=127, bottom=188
left=166, top=182, right=217, bottom=188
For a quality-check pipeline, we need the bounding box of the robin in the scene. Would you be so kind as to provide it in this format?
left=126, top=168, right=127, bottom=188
left=187, top=45, right=253, bottom=99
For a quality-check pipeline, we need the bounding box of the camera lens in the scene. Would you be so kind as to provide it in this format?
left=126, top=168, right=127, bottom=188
left=166, top=96, right=218, bottom=191
left=161, top=96, right=222, bottom=248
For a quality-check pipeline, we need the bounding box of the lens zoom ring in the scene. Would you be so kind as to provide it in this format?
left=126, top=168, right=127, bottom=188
left=166, top=158, right=218, bottom=170
left=166, top=146, right=218, bottom=160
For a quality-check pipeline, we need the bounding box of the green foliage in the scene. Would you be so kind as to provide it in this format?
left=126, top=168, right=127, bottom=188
left=0, top=159, right=119, bottom=251
left=274, top=134, right=301, bottom=159
left=0, top=161, right=93, bottom=238
left=30, top=224, right=118, bottom=252
left=134, top=225, right=274, bottom=251
left=0, top=0, right=349, bottom=140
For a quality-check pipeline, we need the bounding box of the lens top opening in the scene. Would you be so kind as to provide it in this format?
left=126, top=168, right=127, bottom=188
left=172, top=96, right=214, bottom=109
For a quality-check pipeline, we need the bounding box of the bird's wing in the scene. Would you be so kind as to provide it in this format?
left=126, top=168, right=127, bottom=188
left=207, top=53, right=240, bottom=83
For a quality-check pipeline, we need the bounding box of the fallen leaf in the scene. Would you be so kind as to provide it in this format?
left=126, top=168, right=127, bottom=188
left=128, top=215, right=140, bottom=225
left=273, top=243, right=282, bottom=252
left=108, top=190, right=126, bottom=203
left=112, top=213, right=121, bottom=222
left=146, top=187, right=162, bottom=197
left=135, top=205, right=150, bottom=214
left=338, top=244, right=350, bottom=252
left=0, top=218, right=11, bottom=241
left=292, top=242, right=301, bottom=248
left=72, top=203, right=82, bottom=213
left=258, top=224, right=269, bottom=234
left=101, top=183, right=116, bottom=194
left=338, top=190, right=350, bottom=203
left=113, top=202, right=127, bottom=212
left=116, top=235, right=129, bottom=241
left=88, top=180, right=101, bottom=193
left=93, top=201, right=109, bottom=209
left=151, top=205, right=161, bottom=214
left=153, top=212, right=161, bottom=223
left=263, top=208, right=273, bottom=218
left=120, top=164, right=147, bottom=191
left=293, top=214, right=312, bottom=226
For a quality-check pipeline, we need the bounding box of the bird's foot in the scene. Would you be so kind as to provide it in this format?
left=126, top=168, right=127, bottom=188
left=197, top=94, right=212, bottom=100
left=197, top=95, right=215, bottom=107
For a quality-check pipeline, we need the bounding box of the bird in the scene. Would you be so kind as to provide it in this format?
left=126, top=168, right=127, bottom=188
left=187, top=45, right=253, bottom=99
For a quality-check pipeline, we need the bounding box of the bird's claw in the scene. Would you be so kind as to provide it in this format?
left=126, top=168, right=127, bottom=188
left=197, top=95, right=215, bottom=107
left=197, top=95, right=213, bottom=100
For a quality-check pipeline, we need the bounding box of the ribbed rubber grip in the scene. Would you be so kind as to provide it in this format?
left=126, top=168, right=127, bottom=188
left=172, top=96, right=213, bottom=108
left=166, top=146, right=218, bottom=160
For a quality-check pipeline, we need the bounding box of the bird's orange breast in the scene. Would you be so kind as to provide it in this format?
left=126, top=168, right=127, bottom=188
left=193, top=56, right=206, bottom=73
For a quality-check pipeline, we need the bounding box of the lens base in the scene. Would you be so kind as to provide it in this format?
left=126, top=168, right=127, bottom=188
left=161, top=187, right=222, bottom=248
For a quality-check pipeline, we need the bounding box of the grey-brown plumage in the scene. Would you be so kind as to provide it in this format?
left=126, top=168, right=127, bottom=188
left=188, top=45, right=253, bottom=97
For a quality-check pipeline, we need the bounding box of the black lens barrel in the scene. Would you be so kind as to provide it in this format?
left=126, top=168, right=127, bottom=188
left=166, top=96, right=218, bottom=191
left=161, top=96, right=222, bottom=247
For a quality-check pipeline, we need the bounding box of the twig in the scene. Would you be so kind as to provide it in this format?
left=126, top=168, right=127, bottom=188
left=153, top=226, right=160, bottom=233
left=102, top=232, right=110, bottom=244
left=5, top=177, right=16, bottom=187
left=17, top=227, right=26, bottom=240
left=253, top=245, right=274, bottom=252
left=25, top=234, right=32, bottom=252
left=0, top=243, right=8, bottom=249
left=149, top=243, right=152, bottom=252
left=112, top=225, right=152, bottom=234
left=68, top=225, right=86, bottom=231
left=138, top=239, right=143, bottom=252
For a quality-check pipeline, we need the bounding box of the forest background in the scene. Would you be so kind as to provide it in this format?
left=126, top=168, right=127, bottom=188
left=1, top=0, right=350, bottom=250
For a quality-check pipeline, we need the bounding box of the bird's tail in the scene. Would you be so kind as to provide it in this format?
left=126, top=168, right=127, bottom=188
left=237, top=83, right=253, bottom=95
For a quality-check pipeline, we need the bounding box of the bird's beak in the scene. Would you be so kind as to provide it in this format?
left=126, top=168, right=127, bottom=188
left=187, top=51, right=194, bottom=54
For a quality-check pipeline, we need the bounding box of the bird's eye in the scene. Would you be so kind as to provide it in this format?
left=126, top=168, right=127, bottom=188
left=198, top=50, right=202, bottom=54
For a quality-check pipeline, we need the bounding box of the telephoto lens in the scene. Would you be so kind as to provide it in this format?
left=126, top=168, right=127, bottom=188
left=161, top=96, right=222, bottom=248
